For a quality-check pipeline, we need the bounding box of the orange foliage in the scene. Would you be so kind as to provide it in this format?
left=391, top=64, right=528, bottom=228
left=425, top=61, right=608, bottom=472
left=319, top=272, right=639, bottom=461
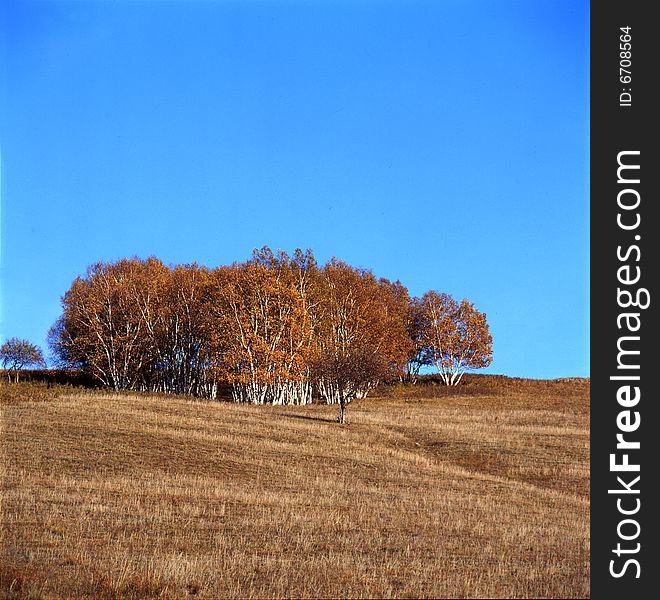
left=49, top=249, right=493, bottom=401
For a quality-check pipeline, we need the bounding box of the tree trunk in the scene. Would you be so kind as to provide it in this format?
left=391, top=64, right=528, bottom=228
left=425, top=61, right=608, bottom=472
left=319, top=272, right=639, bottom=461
left=338, top=397, right=346, bottom=424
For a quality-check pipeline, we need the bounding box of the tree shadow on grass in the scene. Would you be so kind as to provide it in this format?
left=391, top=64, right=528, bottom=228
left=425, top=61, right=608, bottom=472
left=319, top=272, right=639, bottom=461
left=276, top=412, right=338, bottom=424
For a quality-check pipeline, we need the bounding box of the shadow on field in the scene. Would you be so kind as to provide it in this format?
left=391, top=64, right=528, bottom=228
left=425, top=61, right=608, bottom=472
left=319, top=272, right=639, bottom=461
left=277, top=412, right=337, bottom=424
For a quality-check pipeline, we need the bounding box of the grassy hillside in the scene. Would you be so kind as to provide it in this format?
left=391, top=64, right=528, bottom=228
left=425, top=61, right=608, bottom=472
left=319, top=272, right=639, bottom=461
left=1, top=380, right=589, bottom=599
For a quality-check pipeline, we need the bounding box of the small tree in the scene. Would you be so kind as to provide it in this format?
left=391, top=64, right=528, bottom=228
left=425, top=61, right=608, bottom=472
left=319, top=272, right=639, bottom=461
left=0, top=338, right=46, bottom=383
left=310, top=348, right=388, bottom=424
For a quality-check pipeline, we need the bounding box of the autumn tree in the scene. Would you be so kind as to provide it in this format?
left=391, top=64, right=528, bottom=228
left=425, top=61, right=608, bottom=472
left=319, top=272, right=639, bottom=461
left=0, top=338, right=46, bottom=382
left=123, top=257, right=171, bottom=392
left=247, top=247, right=320, bottom=403
left=207, top=259, right=312, bottom=405
left=251, top=248, right=319, bottom=322
left=49, top=258, right=219, bottom=396
left=139, top=263, right=214, bottom=396
left=50, top=258, right=173, bottom=391
left=49, top=259, right=156, bottom=390
left=403, top=296, right=433, bottom=383
left=418, top=291, right=493, bottom=385
left=310, top=259, right=410, bottom=404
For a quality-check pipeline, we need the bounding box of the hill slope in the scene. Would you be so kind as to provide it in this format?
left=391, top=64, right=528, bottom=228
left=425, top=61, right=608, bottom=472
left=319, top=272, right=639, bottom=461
left=1, top=381, right=589, bottom=598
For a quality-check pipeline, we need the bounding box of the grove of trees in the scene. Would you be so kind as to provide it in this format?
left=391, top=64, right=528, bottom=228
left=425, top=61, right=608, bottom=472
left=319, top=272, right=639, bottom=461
left=48, top=248, right=493, bottom=412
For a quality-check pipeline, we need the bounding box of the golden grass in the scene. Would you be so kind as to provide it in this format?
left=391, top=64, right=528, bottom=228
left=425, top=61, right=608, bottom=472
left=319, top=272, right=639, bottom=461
left=1, top=381, right=589, bottom=599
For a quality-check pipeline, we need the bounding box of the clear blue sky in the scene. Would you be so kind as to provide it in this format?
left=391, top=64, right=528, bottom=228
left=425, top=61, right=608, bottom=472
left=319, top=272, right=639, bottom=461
left=0, top=0, right=589, bottom=379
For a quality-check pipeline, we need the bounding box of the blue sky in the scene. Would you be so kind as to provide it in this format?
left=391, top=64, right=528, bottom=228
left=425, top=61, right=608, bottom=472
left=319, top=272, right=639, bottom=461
left=0, top=0, right=589, bottom=378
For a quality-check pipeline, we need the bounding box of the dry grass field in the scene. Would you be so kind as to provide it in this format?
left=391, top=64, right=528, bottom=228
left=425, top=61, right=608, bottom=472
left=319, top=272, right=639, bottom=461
left=0, top=378, right=589, bottom=599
